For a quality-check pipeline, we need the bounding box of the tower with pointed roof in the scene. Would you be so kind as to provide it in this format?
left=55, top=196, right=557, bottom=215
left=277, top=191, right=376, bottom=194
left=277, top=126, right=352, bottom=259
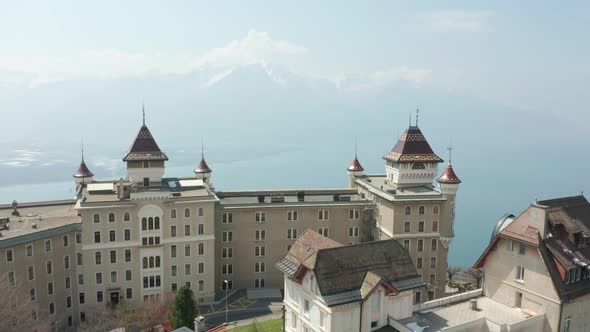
left=73, top=145, right=94, bottom=187
left=347, top=146, right=365, bottom=188
left=437, top=147, right=461, bottom=248
left=194, top=140, right=213, bottom=183
left=383, top=118, right=443, bottom=187
left=123, top=110, right=168, bottom=187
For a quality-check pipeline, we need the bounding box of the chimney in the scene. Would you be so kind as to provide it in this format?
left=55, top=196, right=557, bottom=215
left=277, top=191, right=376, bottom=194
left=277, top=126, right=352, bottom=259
left=118, top=178, right=124, bottom=200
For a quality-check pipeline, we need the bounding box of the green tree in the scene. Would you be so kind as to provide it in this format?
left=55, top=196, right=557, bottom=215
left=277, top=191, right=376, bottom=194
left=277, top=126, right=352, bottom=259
left=170, top=285, right=197, bottom=330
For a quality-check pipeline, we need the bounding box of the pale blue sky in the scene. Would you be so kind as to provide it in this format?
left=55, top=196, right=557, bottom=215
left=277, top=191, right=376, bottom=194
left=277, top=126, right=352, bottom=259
left=1, top=1, right=589, bottom=115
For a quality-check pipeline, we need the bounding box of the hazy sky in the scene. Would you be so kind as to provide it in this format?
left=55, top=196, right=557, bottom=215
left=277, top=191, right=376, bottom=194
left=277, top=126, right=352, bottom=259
left=1, top=1, right=589, bottom=116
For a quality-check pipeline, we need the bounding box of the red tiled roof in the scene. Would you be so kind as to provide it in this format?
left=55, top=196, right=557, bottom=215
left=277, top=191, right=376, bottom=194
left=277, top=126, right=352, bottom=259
left=123, top=125, right=168, bottom=161
left=194, top=158, right=212, bottom=174
left=73, top=160, right=94, bottom=178
left=437, top=163, right=461, bottom=184
left=347, top=156, right=364, bottom=172
left=383, top=126, right=443, bottom=163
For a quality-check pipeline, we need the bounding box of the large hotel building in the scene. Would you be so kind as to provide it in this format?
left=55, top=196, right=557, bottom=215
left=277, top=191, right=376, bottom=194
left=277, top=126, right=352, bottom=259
left=0, top=116, right=460, bottom=331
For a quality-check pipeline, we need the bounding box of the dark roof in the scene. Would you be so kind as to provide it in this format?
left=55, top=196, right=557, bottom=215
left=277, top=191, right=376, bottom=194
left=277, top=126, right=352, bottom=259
left=277, top=230, right=424, bottom=307
left=539, top=195, right=590, bottom=234
left=383, top=126, right=443, bottom=163
left=347, top=156, right=364, bottom=172
left=437, top=163, right=461, bottom=184
left=194, top=158, right=212, bottom=174
left=73, top=159, right=94, bottom=178
left=122, top=125, right=168, bottom=161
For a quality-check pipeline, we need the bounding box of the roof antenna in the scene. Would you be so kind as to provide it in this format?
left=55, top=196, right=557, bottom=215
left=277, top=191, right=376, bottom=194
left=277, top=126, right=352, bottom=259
left=142, top=102, right=146, bottom=126
left=415, top=106, right=420, bottom=127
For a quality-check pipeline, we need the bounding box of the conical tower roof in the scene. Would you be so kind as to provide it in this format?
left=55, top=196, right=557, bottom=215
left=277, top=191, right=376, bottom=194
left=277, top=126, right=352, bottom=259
left=123, top=124, right=168, bottom=161
left=73, top=159, right=94, bottom=178
left=383, top=126, right=443, bottom=163
left=347, top=156, right=364, bottom=172
left=194, top=158, right=212, bottom=174
left=437, top=163, right=461, bottom=184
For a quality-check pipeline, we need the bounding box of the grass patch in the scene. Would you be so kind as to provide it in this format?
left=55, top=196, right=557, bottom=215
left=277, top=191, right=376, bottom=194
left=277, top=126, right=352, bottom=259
left=230, top=318, right=283, bottom=331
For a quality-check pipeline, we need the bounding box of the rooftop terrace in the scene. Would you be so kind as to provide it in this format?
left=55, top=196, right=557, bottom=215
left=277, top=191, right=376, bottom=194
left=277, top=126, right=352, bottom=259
left=356, top=175, right=445, bottom=201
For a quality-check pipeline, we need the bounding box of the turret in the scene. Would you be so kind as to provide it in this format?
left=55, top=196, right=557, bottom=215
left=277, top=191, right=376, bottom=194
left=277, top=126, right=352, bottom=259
left=73, top=146, right=94, bottom=187
left=194, top=140, right=213, bottom=183
left=437, top=159, right=461, bottom=249
left=347, top=154, right=364, bottom=188
left=122, top=108, right=168, bottom=187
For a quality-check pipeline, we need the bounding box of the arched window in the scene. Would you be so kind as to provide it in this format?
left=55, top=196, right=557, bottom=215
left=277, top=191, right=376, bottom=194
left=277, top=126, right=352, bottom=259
left=124, top=212, right=130, bottom=221
left=185, top=208, right=191, bottom=218
left=433, top=205, right=439, bottom=214
left=142, top=257, right=148, bottom=269
left=141, top=218, right=147, bottom=231
left=171, top=209, right=177, bottom=219
left=419, top=206, right=425, bottom=215
left=149, top=257, right=154, bottom=268
left=198, top=243, right=204, bottom=256
left=148, top=217, right=154, bottom=230
left=155, top=256, right=160, bottom=268
left=412, top=163, right=426, bottom=169
left=154, top=217, right=160, bottom=230
left=405, top=206, right=412, bottom=216
left=108, top=213, right=115, bottom=222
left=93, top=214, right=100, bottom=223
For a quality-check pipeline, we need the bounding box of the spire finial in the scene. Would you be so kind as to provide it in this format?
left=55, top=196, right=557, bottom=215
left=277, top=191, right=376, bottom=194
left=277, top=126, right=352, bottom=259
left=201, top=137, right=204, bottom=159
left=409, top=112, right=412, bottom=127
left=354, top=137, right=358, bottom=159
left=81, top=139, right=85, bottom=162
left=447, top=138, right=454, bottom=164
left=142, top=103, right=146, bottom=126
left=415, top=106, right=420, bottom=127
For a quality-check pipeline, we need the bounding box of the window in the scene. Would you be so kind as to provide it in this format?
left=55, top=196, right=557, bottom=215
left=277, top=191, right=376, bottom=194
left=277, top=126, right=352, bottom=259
left=125, top=249, right=131, bottom=262
left=109, top=213, right=115, bottom=222
left=414, top=291, right=421, bottom=304
left=185, top=264, right=191, bottom=275
left=171, top=209, right=177, bottom=219
left=171, top=265, right=177, bottom=277
left=418, top=221, right=425, bottom=232
left=515, top=291, right=522, bottom=308
left=255, top=262, right=266, bottom=273
left=48, top=282, right=53, bottom=295
left=433, top=205, right=439, bottom=214
left=198, top=243, right=204, bottom=255
left=318, top=227, right=329, bottom=237
left=96, top=272, right=103, bottom=284
left=143, top=257, right=148, bottom=269
left=222, top=247, right=233, bottom=258
left=432, top=220, right=439, bottom=232
left=111, top=271, right=117, bottom=283
left=419, top=206, right=425, bottom=215
left=171, top=225, right=176, bottom=237
left=198, top=262, right=204, bottom=274
left=518, top=242, right=526, bottom=256
left=506, top=239, right=514, bottom=252
left=97, top=291, right=103, bottom=303
left=64, top=255, right=70, bottom=269
left=62, top=235, right=69, bottom=247
left=198, top=207, right=204, bottom=217
left=76, top=232, right=82, bottom=244
left=28, top=265, right=35, bottom=280
left=255, top=246, right=266, bottom=257
left=125, top=229, right=131, bottom=241
left=431, top=239, right=438, bottom=251
left=65, top=276, right=71, bottom=289
left=30, top=288, right=36, bottom=301
left=184, top=225, right=191, bottom=236
left=319, top=209, right=329, bottom=220
left=172, top=283, right=178, bottom=293
left=49, top=302, right=55, bottom=315
left=349, top=208, right=360, bottom=220
left=198, top=280, right=204, bottom=291
left=124, top=212, right=130, bottom=221
left=171, top=245, right=177, bottom=258
left=223, top=231, right=233, bottom=242
left=403, top=240, right=410, bottom=251
left=26, top=244, right=33, bottom=257
left=222, top=212, right=233, bottom=223
left=516, top=266, right=525, bottom=281
left=46, top=260, right=53, bottom=275
left=93, top=214, right=100, bottom=223
left=78, top=274, right=84, bottom=285
left=404, top=222, right=411, bottom=233
left=416, top=257, right=423, bottom=269
left=417, top=239, right=424, bottom=252
left=148, top=217, right=154, bottom=230
left=349, top=226, right=359, bottom=237
left=430, top=257, right=437, bottom=269
left=255, top=230, right=266, bottom=241
left=405, top=206, right=412, bottom=216
left=185, top=244, right=191, bottom=257
left=154, top=217, right=160, bottom=230
left=95, top=251, right=102, bottom=264
left=6, top=249, right=13, bottom=262
left=287, top=210, right=298, bottom=221
left=94, top=231, right=101, bottom=243
left=109, top=230, right=116, bottom=242
left=304, top=299, right=310, bottom=315
left=222, top=280, right=233, bottom=290
left=126, top=288, right=132, bottom=299
left=256, top=211, right=266, bottom=223
left=198, top=223, right=204, bottom=235
left=110, top=250, right=117, bottom=263
left=184, top=208, right=191, bottom=218
left=142, top=218, right=147, bottom=231
left=287, top=228, right=298, bottom=239
left=126, top=270, right=132, bottom=281
left=8, top=271, right=15, bottom=286
left=255, top=278, right=265, bottom=288
left=222, top=264, right=233, bottom=275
